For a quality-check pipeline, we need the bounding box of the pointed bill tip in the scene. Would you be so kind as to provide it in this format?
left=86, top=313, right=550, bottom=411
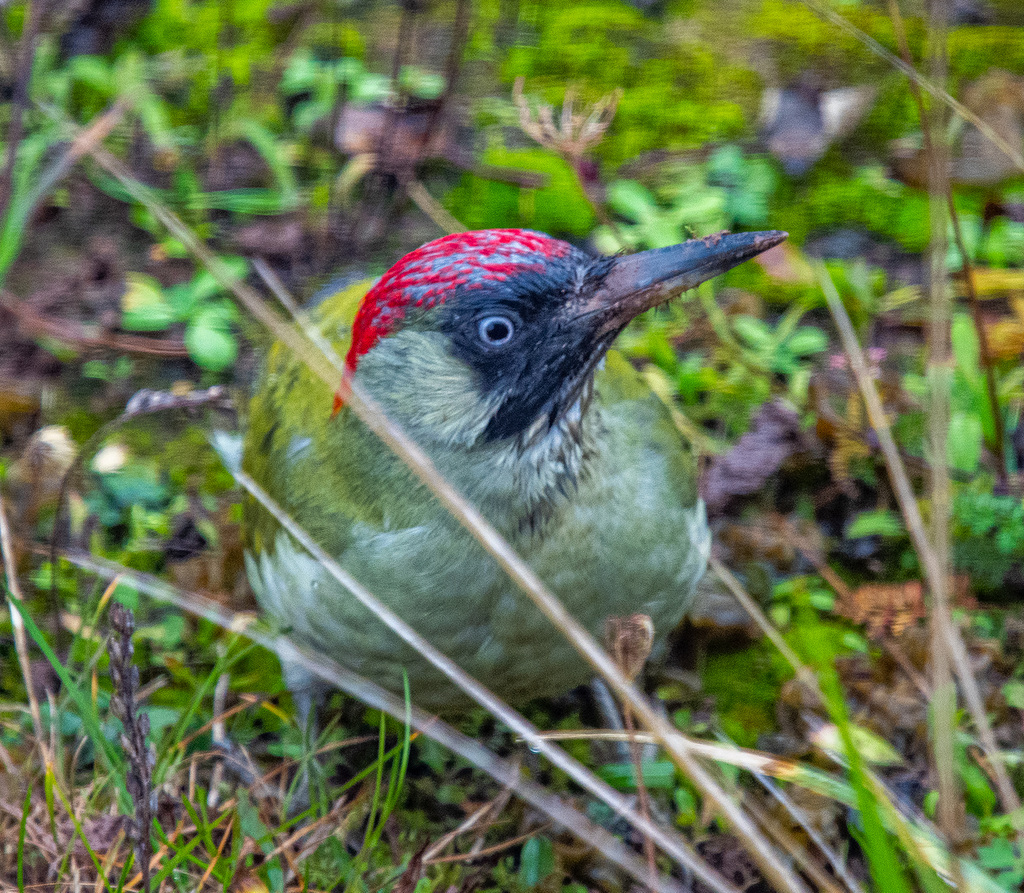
left=584, top=230, right=788, bottom=331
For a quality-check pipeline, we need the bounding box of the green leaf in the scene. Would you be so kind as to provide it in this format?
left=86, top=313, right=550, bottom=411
left=188, top=258, right=248, bottom=306
left=706, top=144, right=745, bottom=184
left=809, top=589, right=836, bottom=611
left=814, top=723, right=903, bottom=766
left=185, top=306, right=238, bottom=371
left=399, top=66, right=445, bottom=100
left=673, top=786, right=697, bottom=825
left=351, top=71, right=391, bottom=103
left=648, top=216, right=683, bottom=248
left=335, top=57, right=367, bottom=84
left=957, top=740, right=998, bottom=818
left=67, top=54, right=115, bottom=92
left=606, top=179, right=659, bottom=222
left=951, top=312, right=981, bottom=382
left=281, top=48, right=320, bottom=93
left=121, top=273, right=176, bottom=331
left=732, top=315, right=775, bottom=351
left=597, top=759, right=677, bottom=791
left=1003, top=681, right=1024, bottom=710
left=785, top=326, right=828, bottom=357
left=846, top=509, right=905, bottom=539
left=672, top=187, right=727, bottom=230
left=518, top=835, right=555, bottom=889
left=948, top=410, right=983, bottom=473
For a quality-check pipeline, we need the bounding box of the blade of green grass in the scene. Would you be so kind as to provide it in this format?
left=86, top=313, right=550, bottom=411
left=819, top=667, right=913, bottom=893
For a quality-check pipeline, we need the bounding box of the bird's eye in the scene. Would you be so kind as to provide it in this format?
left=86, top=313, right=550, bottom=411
left=477, top=315, right=515, bottom=346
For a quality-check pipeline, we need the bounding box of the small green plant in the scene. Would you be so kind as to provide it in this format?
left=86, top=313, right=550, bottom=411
left=903, top=312, right=1024, bottom=474
left=976, top=838, right=1024, bottom=893
left=120, top=259, right=248, bottom=371
left=282, top=50, right=445, bottom=132
left=593, top=146, right=778, bottom=254
left=953, top=490, right=1024, bottom=591
left=731, top=312, right=828, bottom=375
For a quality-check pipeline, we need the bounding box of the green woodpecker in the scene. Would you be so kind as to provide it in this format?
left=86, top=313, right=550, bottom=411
left=243, top=228, right=785, bottom=710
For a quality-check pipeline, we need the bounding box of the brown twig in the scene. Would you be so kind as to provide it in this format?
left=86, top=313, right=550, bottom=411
left=743, top=796, right=850, bottom=893
left=422, top=783, right=514, bottom=863
left=416, top=0, right=471, bottom=160
left=0, top=291, right=190, bottom=357
left=405, top=179, right=466, bottom=235
left=425, top=824, right=552, bottom=865
left=351, top=0, right=419, bottom=246
left=607, top=615, right=657, bottom=891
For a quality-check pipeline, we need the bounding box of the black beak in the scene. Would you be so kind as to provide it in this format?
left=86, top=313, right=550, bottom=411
left=580, top=230, right=787, bottom=334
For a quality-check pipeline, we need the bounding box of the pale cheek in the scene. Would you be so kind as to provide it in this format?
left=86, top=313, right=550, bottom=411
left=356, top=331, right=499, bottom=448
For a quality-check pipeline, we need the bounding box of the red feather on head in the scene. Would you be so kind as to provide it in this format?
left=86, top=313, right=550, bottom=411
left=333, top=230, right=571, bottom=413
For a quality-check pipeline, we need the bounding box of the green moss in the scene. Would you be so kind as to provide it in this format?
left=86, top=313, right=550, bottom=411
left=496, top=1, right=754, bottom=167
left=770, top=166, right=931, bottom=251
left=443, top=145, right=596, bottom=236
left=702, top=641, right=791, bottom=746
left=949, top=27, right=1024, bottom=80
left=746, top=0, right=901, bottom=82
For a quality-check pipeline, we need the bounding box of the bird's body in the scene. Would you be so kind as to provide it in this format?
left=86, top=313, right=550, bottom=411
left=242, top=228, right=784, bottom=709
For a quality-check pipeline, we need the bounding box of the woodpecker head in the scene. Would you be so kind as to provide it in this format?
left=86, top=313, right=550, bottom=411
left=344, top=228, right=785, bottom=450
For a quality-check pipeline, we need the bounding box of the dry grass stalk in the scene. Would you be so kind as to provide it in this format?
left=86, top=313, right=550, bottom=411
left=817, top=265, right=1023, bottom=826
left=0, top=490, right=48, bottom=764
left=61, top=547, right=728, bottom=893
left=920, top=0, right=963, bottom=848
left=605, top=614, right=657, bottom=890
left=107, top=604, right=154, bottom=893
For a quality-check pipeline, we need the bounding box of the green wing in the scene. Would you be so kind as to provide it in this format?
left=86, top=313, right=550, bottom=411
left=241, top=276, right=421, bottom=555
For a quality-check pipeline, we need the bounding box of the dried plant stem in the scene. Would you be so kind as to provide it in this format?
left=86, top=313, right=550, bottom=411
left=606, top=615, right=658, bottom=890
left=61, top=548, right=735, bottom=893
left=0, top=490, right=48, bottom=763
left=513, top=78, right=627, bottom=245
left=818, top=264, right=1023, bottom=825
left=108, top=605, right=154, bottom=893
left=405, top=179, right=467, bottom=235
left=75, top=137, right=807, bottom=893
left=743, top=796, right=849, bottom=893
left=922, top=0, right=962, bottom=845
left=887, top=0, right=1006, bottom=488
left=422, top=785, right=514, bottom=863
left=416, top=0, right=471, bottom=164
